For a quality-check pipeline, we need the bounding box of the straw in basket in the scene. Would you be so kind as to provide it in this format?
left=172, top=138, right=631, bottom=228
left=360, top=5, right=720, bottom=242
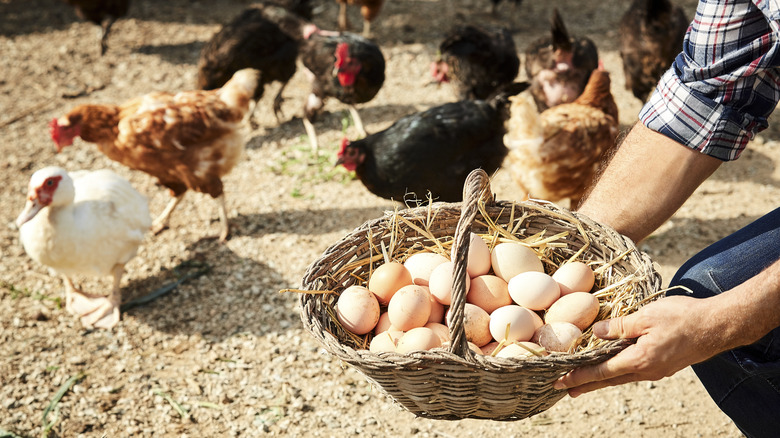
left=299, top=168, right=662, bottom=420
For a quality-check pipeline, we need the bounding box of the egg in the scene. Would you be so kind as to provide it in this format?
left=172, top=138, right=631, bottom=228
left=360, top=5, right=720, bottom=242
left=544, top=291, right=600, bottom=330
left=488, top=305, right=539, bottom=343
left=495, top=341, right=546, bottom=358
left=368, top=261, right=414, bottom=304
left=507, top=271, right=561, bottom=310
left=480, top=341, right=502, bottom=356
left=441, top=340, right=482, bottom=355
left=374, top=312, right=395, bottom=335
left=396, top=327, right=442, bottom=354
left=387, top=285, right=432, bottom=331
left=427, top=292, right=445, bottom=324
left=553, top=261, right=596, bottom=295
left=369, top=330, right=403, bottom=353
left=467, top=274, right=512, bottom=313
left=490, top=242, right=544, bottom=282
left=447, top=303, right=492, bottom=347
left=403, top=252, right=449, bottom=286
left=428, top=261, right=470, bottom=305
left=424, top=322, right=451, bottom=343
left=336, top=285, right=380, bottom=335
left=467, top=233, right=491, bottom=277
left=533, top=322, right=583, bottom=352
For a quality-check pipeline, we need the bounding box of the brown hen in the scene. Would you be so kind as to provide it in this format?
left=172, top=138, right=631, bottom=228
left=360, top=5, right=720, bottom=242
left=503, top=70, right=618, bottom=208
left=49, top=69, right=260, bottom=242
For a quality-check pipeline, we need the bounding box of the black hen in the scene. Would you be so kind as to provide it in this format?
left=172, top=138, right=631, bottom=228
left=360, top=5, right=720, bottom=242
left=61, top=0, right=130, bottom=55
left=431, top=24, right=520, bottom=101
left=336, top=83, right=530, bottom=203
left=525, top=8, right=598, bottom=112
left=196, top=1, right=313, bottom=122
left=619, top=0, right=689, bottom=101
left=301, top=31, right=386, bottom=150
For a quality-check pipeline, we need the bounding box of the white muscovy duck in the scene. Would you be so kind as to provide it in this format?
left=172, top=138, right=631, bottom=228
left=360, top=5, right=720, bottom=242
left=16, top=166, right=151, bottom=329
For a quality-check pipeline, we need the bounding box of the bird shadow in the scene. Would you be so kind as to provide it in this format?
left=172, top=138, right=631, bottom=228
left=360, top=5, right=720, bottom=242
left=134, top=41, right=204, bottom=65
left=118, top=238, right=295, bottom=341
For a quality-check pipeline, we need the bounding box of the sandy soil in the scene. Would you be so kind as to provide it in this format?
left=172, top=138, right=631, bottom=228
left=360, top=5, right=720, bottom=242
left=2, top=0, right=775, bottom=436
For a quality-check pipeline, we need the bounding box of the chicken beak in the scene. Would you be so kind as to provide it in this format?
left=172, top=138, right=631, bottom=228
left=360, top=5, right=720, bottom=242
left=15, top=198, right=43, bottom=229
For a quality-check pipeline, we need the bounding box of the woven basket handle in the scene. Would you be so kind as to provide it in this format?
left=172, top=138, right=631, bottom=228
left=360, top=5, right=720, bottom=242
left=446, top=169, right=494, bottom=358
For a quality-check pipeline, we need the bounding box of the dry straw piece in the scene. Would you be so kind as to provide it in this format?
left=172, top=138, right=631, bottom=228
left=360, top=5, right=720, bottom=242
left=299, top=169, right=662, bottom=420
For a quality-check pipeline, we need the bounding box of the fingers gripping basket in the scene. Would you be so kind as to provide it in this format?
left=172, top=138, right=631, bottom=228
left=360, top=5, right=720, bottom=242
left=299, top=169, right=662, bottom=421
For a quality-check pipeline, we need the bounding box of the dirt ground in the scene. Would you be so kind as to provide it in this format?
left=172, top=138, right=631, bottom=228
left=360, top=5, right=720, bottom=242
left=2, top=0, right=776, bottom=435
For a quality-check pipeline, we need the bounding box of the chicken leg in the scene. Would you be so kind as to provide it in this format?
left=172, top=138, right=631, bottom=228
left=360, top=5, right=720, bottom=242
left=215, top=194, right=230, bottom=243
left=349, top=105, right=367, bottom=138
left=63, top=268, right=122, bottom=329
left=303, top=116, right=320, bottom=152
left=151, top=192, right=186, bottom=235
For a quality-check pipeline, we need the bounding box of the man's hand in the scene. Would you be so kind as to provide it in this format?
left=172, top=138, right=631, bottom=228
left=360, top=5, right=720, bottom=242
left=553, top=295, right=721, bottom=397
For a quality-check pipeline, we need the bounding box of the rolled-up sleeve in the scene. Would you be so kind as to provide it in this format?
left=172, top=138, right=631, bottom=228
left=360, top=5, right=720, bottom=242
left=639, top=0, right=780, bottom=161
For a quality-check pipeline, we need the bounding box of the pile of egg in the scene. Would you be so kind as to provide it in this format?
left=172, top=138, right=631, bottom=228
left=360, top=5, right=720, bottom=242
left=334, top=233, right=600, bottom=358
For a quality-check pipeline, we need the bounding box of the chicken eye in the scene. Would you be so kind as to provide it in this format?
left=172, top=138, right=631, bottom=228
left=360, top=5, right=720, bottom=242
left=46, top=179, right=54, bottom=186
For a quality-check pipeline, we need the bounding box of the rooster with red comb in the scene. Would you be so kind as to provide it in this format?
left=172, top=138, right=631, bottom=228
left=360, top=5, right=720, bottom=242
left=300, top=30, right=385, bottom=151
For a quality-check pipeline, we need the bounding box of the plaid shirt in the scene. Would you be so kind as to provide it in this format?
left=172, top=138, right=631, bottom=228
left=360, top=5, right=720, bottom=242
left=639, top=0, right=780, bottom=161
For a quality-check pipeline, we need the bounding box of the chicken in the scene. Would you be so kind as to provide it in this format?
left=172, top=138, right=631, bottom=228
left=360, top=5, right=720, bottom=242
left=488, top=0, right=522, bottom=16
left=525, top=8, right=599, bottom=112
left=336, top=82, right=529, bottom=203
left=301, top=30, right=386, bottom=150
left=619, top=0, right=689, bottom=101
left=61, top=0, right=130, bottom=55
left=431, top=24, right=520, bottom=101
left=196, top=1, right=314, bottom=123
left=503, top=70, right=618, bottom=208
left=16, top=167, right=150, bottom=329
left=337, top=0, right=384, bottom=37
left=49, top=68, right=260, bottom=242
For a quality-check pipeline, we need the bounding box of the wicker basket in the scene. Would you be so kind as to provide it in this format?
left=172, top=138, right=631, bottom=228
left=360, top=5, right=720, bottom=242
left=299, top=169, right=662, bottom=421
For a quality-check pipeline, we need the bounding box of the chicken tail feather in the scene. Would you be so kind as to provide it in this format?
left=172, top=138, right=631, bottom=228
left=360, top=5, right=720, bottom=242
left=218, top=69, right=262, bottom=110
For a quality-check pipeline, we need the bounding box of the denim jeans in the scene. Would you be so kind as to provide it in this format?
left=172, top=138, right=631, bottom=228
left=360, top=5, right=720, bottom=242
left=668, top=206, right=780, bottom=438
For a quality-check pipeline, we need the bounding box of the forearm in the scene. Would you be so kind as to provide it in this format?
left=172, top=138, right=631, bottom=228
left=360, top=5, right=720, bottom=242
left=578, top=123, right=722, bottom=243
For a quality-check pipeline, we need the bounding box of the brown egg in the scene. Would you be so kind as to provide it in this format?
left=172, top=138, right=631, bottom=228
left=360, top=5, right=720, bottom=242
left=403, top=252, right=449, bottom=286
left=424, top=322, right=451, bottom=343
left=374, top=312, right=395, bottom=335
left=427, top=292, right=445, bottom=324
left=507, top=271, right=561, bottom=310
left=553, top=261, right=596, bottom=295
left=480, top=341, right=502, bottom=356
left=533, top=322, right=583, bottom=352
left=428, top=261, right=470, bottom=305
left=544, top=292, right=600, bottom=330
left=396, top=327, right=442, bottom=354
left=387, top=285, right=432, bottom=331
left=488, top=305, right=538, bottom=343
left=368, top=262, right=414, bottom=304
left=490, top=242, right=544, bottom=282
left=467, top=233, right=492, bottom=278
left=468, top=274, right=512, bottom=314
left=447, top=303, right=492, bottom=347
left=336, top=285, right=380, bottom=335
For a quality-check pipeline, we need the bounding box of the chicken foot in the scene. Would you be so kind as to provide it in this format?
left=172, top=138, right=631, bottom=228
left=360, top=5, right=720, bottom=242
left=151, top=193, right=185, bottom=235
left=62, top=268, right=122, bottom=329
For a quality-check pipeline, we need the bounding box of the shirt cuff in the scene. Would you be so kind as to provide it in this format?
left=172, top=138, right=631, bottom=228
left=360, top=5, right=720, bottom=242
left=638, top=69, right=760, bottom=161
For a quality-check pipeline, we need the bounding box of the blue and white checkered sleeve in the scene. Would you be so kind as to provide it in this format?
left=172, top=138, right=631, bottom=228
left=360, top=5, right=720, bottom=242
left=639, top=0, right=780, bottom=161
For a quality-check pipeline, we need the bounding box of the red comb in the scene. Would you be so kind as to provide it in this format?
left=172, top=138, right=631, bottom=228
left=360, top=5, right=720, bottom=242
left=49, top=118, right=61, bottom=148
